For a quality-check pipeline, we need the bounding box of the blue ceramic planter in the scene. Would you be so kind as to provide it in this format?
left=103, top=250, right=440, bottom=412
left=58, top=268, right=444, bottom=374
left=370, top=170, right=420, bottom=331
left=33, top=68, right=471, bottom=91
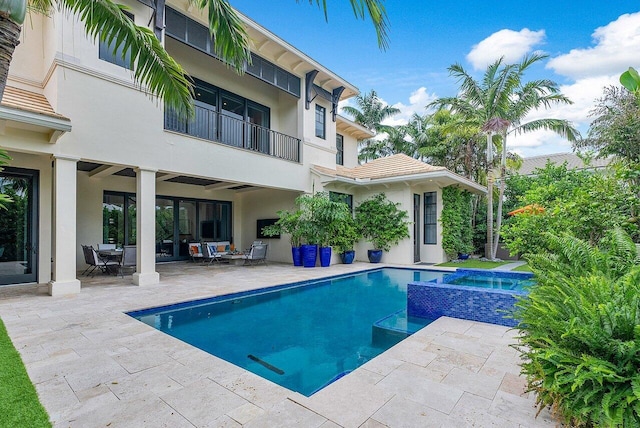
left=368, top=249, right=383, bottom=263
left=319, top=246, right=332, bottom=267
left=302, top=244, right=318, bottom=268
left=291, top=246, right=303, bottom=266
left=340, top=250, right=355, bottom=264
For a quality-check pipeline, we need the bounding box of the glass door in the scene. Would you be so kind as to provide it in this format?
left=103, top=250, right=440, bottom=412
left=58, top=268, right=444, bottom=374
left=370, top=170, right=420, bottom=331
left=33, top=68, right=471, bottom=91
left=0, top=168, right=38, bottom=285
left=155, top=198, right=175, bottom=259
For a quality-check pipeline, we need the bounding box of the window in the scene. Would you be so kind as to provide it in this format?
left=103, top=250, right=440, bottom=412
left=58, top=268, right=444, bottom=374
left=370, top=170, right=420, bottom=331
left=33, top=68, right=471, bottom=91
left=329, top=191, right=353, bottom=212
left=336, top=134, right=344, bottom=165
left=165, top=7, right=301, bottom=97
left=103, top=192, right=136, bottom=246
left=99, top=11, right=134, bottom=69
left=315, top=104, right=326, bottom=139
left=424, top=192, right=437, bottom=244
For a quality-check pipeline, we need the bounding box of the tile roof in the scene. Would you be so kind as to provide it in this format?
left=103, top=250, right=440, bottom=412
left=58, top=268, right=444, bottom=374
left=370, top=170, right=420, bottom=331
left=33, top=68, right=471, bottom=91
left=518, top=152, right=610, bottom=175
left=1, top=86, right=68, bottom=120
left=314, top=153, right=446, bottom=180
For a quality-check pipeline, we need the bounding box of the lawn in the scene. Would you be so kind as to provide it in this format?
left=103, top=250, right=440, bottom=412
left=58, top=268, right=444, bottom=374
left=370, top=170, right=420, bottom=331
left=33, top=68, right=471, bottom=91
left=436, top=259, right=510, bottom=269
left=0, top=318, right=51, bottom=428
left=512, top=263, right=532, bottom=272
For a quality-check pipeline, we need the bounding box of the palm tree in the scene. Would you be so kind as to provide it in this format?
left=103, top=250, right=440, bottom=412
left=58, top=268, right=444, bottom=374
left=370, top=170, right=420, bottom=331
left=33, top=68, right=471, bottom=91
left=341, top=89, right=400, bottom=162
left=431, top=53, right=580, bottom=259
left=0, top=0, right=389, bottom=117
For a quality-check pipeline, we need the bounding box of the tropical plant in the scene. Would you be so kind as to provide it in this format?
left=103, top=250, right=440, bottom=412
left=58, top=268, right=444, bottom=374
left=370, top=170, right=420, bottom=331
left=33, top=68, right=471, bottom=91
left=0, top=0, right=389, bottom=117
left=341, top=89, right=401, bottom=162
left=354, top=193, right=410, bottom=251
left=575, top=86, right=640, bottom=164
left=514, top=228, right=640, bottom=426
left=440, top=187, right=473, bottom=259
left=431, top=53, right=579, bottom=259
left=262, top=208, right=303, bottom=247
left=620, top=66, right=640, bottom=98
left=501, top=162, right=639, bottom=256
left=330, top=214, right=361, bottom=253
left=0, top=149, right=11, bottom=208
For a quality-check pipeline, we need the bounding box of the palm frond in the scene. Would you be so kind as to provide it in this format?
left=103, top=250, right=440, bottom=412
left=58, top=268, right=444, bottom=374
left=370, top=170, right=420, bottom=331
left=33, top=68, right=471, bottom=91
left=63, top=0, right=194, bottom=118
left=513, top=119, right=581, bottom=142
left=191, top=0, right=250, bottom=73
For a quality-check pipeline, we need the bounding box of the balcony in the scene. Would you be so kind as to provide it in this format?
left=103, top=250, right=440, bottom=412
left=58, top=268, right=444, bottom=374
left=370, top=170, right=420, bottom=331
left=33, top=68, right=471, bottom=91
left=164, top=102, right=301, bottom=163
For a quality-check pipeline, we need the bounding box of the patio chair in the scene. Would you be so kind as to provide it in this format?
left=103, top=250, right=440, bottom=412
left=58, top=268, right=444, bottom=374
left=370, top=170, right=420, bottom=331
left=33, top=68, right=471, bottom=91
left=188, top=242, right=204, bottom=263
left=81, top=245, right=119, bottom=276
left=118, top=245, right=136, bottom=277
left=203, top=242, right=223, bottom=266
left=243, top=243, right=268, bottom=266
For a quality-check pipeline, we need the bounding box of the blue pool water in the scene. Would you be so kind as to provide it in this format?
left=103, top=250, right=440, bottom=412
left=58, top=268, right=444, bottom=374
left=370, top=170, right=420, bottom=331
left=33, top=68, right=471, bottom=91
left=128, top=268, right=443, bottom=396
left=440, top=269, right=534, bottom=291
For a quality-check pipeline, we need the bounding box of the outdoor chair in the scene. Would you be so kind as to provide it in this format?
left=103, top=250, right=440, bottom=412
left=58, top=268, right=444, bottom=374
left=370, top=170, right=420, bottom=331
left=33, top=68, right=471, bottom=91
left=118, top=245, right=136, bottom=277
left=243, top=243, right=268, bottom=266
left=188, top=242, right=204, bottom=263
left=203, top=242, right=223, bottom=265
left=81, top=245, right=119, bottom=276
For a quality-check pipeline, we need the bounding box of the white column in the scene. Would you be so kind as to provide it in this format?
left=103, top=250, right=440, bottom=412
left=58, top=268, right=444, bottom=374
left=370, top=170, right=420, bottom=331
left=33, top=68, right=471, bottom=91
left=49, top=155, right=81, bottom=296
left=132, top=167, right=160, bottom=286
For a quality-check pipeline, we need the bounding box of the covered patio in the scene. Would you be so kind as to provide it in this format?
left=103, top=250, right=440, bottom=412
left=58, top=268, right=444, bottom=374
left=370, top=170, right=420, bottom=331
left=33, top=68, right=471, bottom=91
left=0, top=262, right=556, bottom=427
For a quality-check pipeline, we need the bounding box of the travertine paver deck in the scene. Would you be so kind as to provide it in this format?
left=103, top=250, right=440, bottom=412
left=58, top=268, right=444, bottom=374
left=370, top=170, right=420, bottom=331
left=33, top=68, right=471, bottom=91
left=0, top=262, right=557, bottom=427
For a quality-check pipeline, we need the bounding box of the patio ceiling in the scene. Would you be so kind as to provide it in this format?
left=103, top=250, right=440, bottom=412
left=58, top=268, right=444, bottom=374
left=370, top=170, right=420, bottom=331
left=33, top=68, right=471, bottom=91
left=76, top=161, right=259, bottom=192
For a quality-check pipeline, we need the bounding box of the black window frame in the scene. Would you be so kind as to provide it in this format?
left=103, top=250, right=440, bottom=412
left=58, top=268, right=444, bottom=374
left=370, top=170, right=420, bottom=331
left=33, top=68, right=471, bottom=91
left=99, top=11, right=134, bottom=69
left=329, top=191, right=353, bottom=213
left=424, top=191, right=437, bottom=245
left=336, top=133, right=344, bottom=165
left=315, top=104, right=326, bottom=139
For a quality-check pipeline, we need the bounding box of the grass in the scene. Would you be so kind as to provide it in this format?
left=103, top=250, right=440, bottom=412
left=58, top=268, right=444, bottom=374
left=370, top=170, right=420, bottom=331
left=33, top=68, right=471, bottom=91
left=436, top=259, right=510, bottom=269
left=512, top=263, right=532, bottom=272
left=0, top=318, right=51, bottom=428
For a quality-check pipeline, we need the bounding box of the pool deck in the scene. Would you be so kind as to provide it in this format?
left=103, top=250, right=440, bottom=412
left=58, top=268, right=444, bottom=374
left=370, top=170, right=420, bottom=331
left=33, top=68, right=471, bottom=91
left=0, top=262, right=557, bottom=427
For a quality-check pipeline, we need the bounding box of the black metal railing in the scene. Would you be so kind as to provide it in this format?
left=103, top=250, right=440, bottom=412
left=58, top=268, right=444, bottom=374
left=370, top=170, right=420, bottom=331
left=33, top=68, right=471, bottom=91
left=164, top=103, right=301, bottom=162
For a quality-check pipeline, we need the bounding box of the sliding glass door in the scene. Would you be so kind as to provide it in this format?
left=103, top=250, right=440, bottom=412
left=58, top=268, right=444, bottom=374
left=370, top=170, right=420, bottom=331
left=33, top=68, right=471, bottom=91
left=0, top=168, right=38, bottom=285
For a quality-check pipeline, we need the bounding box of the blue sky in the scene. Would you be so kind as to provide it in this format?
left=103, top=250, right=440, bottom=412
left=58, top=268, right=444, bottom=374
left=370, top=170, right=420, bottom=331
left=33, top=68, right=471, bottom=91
left=230, top=1, right=640, bottom=157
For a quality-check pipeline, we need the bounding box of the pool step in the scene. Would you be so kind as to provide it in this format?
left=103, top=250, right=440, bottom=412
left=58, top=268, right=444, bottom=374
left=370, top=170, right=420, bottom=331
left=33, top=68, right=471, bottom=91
left=372, top=309, right=433, bottom=347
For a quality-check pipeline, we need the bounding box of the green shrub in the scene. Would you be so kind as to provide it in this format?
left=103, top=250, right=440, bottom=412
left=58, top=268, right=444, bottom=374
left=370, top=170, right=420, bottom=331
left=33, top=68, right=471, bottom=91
left=355, top=193, right=410, bottom=252
left=515, top=229, right=640, bottom=426
left=441, top=187, right=474, bottom=259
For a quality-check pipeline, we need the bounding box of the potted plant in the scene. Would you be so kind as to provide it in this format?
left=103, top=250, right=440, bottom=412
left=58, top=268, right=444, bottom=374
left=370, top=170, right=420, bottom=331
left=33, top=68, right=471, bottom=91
left=262, top=209, right=304, bottom=266
left=331, top=214, right=360, bottom=264
left=296, top=194, right=322, bottom=267
left=355, top=193, right=410, bottom=263
left=315, top=193, right=355, bottom=267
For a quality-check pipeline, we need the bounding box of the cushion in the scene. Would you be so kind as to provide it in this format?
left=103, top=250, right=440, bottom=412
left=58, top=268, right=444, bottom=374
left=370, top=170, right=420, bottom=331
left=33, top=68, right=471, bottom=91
left=217, top=245, right=226, bottom=252
left=190, top=244, right=200, bottom=254
left=230, top=244, right=235, bottom=251
left=225, top=244, right=231, bottom=252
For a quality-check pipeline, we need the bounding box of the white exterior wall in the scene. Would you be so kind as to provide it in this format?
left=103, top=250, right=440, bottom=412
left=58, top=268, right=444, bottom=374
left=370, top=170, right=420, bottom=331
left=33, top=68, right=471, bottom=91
left=340, top=133, right=360, bottom=169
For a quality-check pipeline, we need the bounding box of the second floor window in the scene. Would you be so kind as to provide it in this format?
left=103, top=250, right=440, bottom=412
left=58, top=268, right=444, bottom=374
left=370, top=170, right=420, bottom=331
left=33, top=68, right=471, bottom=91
left=336, top=134, right=344, bottom=165
left=99, top=11, right=134, bottom=69
left=315, top=104, right=326, bottom=139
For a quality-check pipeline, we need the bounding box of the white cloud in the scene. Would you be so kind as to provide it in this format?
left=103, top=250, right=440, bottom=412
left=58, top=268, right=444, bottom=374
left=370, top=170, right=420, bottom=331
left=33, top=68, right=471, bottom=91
left=466, top=29, right=546, bottom=70
left=384, top=87, right=438, bottom=127
left=547, top=12, right=640, bottom=79
left=339, top=87, right=437, bottom=129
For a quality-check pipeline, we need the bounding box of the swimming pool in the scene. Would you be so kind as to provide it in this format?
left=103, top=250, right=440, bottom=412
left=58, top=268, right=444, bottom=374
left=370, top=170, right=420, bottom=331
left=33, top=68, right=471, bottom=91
left=128, top=267, right=532, bottom=395
left=128, top=268, right=443, bottom=396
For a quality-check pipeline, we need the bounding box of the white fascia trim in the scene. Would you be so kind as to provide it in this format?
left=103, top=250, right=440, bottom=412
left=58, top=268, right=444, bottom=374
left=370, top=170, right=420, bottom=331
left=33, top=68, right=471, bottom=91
left=237, top=11, right=359, bottom=94
left=314, top=169, right=487, bottom=194
left=0, top=106, right=72, bottom=132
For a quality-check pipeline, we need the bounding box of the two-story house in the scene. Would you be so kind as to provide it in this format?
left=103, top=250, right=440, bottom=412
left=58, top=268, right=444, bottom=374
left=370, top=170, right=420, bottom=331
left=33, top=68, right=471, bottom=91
left=0, top=1, right=484, bottom=295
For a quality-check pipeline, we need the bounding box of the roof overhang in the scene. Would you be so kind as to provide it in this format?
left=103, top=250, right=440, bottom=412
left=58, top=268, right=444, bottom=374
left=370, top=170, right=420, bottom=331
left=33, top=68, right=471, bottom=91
left=0, top=105, right=72, bottom=143
left=313, top=167, right=487, bottom=194
left=336, top=115, right=375, bottom=140
left=237, top=12, right=359, bottom=100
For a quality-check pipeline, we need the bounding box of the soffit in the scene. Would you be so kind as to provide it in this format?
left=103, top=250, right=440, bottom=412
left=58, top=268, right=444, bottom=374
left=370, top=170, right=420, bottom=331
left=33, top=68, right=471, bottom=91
left=336, top=115, right=375, bottom=140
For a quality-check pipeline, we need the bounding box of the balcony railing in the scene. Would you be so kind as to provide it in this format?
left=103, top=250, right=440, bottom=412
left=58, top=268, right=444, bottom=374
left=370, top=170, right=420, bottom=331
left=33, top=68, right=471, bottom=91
left=164, top=102, right=301, bottom=163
